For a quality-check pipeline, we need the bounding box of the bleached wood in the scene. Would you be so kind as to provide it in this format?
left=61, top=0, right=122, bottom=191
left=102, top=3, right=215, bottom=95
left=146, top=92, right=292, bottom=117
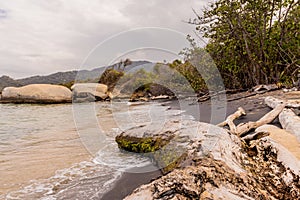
left=218, top=107, right=246, bottom=133
left=265, top=96, right=300, bottom=139
left=235, top=102, right=286, bottom=136
left=265, top=96, right=300, bottom=109
left=220, top=102, right=285, bottom=137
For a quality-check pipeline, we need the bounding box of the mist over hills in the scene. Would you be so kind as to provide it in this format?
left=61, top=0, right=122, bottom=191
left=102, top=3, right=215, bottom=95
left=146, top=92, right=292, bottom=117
left=0, top=60, right=153, bottom=92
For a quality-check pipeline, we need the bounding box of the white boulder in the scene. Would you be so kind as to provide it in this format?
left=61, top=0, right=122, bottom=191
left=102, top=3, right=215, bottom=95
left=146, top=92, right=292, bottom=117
left=71, top=83, right=109, bottom=101
left=1, top=84, right=72, bottom=103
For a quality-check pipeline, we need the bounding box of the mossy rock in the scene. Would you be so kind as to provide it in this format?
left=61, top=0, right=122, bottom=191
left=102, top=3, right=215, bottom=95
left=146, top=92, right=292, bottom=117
left=115, top=134, right=173, bottom=153
left=116, top=132, right=188, bottom=174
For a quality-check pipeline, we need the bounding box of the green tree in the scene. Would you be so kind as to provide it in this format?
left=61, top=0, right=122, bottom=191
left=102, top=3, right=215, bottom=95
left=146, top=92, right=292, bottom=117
left=189, top=0, right=299, bottom=89
left=98, top=59, right=132, bottom=91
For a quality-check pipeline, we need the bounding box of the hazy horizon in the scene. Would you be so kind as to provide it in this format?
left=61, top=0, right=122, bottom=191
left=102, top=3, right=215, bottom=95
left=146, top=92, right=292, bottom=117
left=0, top=0, right=209, bottom=79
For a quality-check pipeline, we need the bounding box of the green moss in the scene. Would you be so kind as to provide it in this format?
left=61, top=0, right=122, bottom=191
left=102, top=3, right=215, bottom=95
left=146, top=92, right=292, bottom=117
left=115, top=135, right=169, bottom=153
left=115, top=133, right=187, bottom=174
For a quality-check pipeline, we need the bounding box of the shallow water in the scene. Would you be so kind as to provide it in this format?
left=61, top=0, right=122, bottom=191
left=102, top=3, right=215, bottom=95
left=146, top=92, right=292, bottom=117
left=0, top=101, right=193, bottom=199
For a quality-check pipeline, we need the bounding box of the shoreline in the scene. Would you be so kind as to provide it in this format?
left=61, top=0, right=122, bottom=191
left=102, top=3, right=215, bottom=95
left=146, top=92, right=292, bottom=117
left=101, top=91, right=285, bottom=199
left=101, top=165, right=162, bottom=200
left=2, top=90, right=298, bottom=199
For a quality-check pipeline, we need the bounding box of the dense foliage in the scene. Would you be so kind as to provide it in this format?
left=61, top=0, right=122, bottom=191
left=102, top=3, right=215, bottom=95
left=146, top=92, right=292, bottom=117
left=98, top=59, right=132, bottom=91
left=188, top=0, right=299, bottom=89
left=168, top=60, right=208, bottom=92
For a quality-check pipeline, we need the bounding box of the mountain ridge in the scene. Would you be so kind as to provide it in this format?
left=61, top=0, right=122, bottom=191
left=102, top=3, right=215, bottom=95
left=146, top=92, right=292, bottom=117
left=0, top=60, right=152, bottom=92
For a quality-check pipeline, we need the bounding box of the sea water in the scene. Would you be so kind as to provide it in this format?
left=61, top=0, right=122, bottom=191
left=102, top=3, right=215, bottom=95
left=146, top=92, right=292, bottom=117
left=0, top=101, right=194, bottom=199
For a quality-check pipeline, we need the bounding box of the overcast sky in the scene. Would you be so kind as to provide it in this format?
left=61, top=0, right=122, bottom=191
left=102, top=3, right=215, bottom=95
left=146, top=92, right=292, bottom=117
left=0, top=0, right=210, bottom=78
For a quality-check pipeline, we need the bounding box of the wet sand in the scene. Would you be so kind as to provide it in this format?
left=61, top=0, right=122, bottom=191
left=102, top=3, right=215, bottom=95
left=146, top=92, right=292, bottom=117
left=101, top=169, right=162, bottom=200
left=0, top=129, right=91, bottom=196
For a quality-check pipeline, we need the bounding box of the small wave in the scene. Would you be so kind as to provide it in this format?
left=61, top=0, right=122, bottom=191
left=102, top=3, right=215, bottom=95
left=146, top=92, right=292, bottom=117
left=5, top=161, right=121, bottom=200
left=93, top=139, right=152, bottom=172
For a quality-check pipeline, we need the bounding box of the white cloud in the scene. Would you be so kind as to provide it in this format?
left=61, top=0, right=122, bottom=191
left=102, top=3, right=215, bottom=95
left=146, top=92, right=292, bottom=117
left=0, top=0, right=208, bottom=78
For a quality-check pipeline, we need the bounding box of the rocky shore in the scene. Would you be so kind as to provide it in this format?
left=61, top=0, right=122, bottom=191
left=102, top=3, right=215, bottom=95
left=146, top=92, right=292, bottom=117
left=0, top=83, right=111, bottom=104
left=122, top=121, right=300, bottom=199
left=105, top=90, right=300, bottom=199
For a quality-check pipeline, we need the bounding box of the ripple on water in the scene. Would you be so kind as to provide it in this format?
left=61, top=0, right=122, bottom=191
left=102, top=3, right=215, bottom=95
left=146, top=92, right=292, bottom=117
left=1, top=101, right=195, bottom=199
left=5, top=161, right=122, bottom=200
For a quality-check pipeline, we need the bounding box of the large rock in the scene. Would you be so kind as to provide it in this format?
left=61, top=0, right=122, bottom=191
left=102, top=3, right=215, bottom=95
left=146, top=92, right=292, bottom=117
left=71, top=83, right=109, bottom=102
left=1, top=84, right=72, bottom=103
left=116, top=120, right=300, bottom=199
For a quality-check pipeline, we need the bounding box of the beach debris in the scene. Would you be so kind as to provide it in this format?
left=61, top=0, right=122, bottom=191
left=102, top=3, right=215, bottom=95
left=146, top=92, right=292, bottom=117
left=283, top=87, right=298, bottom=92
left=255, top=124, right=300, bottom=160
left=117, top=94, right=300, bottom=199
left=217, top=107, right=246, bottom=133
left=218, top=102, right=285, bottom=137
left=265, top=96, right=300, bottom=140
left=150, top=95, right=170, bottom=100
left=197, top=84, right=279, bottom=103
left=265, top=96, right=300, bottom=108
left=241, top=131, right=270, bottom=143
left=279, top=109, right=300, bottom=138
left=252, top=84, right=278, bottom=92
left=227, top=84, right=279, bottom=102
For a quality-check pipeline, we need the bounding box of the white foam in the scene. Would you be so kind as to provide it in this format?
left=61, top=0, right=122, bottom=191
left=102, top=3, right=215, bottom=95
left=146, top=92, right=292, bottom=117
left=93, top=140, right=152, bottom=172
left=5, top=161, right=122, bottom=200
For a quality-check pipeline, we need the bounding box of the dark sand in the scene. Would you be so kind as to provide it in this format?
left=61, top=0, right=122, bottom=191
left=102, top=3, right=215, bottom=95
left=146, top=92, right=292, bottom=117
left=101, top=168, right=162, bottom=200
left=101, top=90, right=282, bottom=199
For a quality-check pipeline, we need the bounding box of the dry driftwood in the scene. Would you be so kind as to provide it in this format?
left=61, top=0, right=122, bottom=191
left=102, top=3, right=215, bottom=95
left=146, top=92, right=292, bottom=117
left=227, top=92, right=260, bottom=102
left=217, top=107, right=246, bottom=133
left=219, top=103, right=286, bottom=137
left=199, top=85, right=278, bottom=103
left=227, top=84, right=279, bottom=102
left=265, top=96, right=300, bottom=139
left=241, top=131, right=270, bottom=143
left=265, top=96, right=300, bottom=108
left=278, top=109, right=300, bottom=138
left=198, top=89, right=247, bottom=102
left=236, top=102, right=286, bottom=136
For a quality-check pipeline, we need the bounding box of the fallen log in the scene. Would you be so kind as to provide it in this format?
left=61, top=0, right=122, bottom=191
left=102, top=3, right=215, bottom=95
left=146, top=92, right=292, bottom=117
left=235, top=102, right=286, bottom=136
left=199, top=85, right=279, bottom=103
left=265, top=96, right=300, bottom=108
left=217, top=107, right=246, bottom=133
left=252, top=84, right=279, bottom=92
left=227, top=84, right=279, bottom=102
left=264, top=96, right=300, bottom=140
left=256, top=124, right=300, bottom=160
left=219, top=103, right=285, bottom=137
left=241, top=131, right=270, bottom=143
left=279, top=109, right=300, bottom=141
left=198, top=89, right=247, bottom=102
